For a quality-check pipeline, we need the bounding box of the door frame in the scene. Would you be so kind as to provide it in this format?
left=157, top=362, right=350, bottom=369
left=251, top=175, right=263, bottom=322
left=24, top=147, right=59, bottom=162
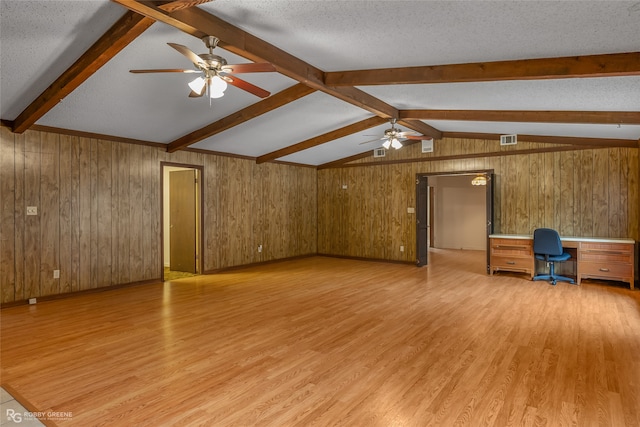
left=429, top=186, right=435, bottom=248
left=416, top=169, right=494, bottom=269
left=161, top=162, right=205, bottom=280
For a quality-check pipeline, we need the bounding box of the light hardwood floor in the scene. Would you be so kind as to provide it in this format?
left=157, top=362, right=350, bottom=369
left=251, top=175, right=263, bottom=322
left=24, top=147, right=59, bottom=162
left=1, top=250, right=639, bottom=426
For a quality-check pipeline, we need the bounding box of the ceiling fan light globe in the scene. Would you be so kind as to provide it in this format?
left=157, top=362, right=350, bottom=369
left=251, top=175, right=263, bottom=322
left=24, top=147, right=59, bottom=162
left=391, top=138, right=402, bottom=149
left=210, top=76, right=228, bottom=93
left=209, top=89, right=225, bottom=99
left=382, top=139, right=392, bottom=150
left=188, top=77, right=205, bottom=93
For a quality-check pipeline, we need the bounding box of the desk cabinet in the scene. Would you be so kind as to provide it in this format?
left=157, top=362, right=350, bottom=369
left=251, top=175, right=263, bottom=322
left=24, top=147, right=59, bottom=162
left=489, top=238, right=534, bottom=278
left=489, top=235, right=636, bottom=290
left=578, top=242, right=635, bottom=289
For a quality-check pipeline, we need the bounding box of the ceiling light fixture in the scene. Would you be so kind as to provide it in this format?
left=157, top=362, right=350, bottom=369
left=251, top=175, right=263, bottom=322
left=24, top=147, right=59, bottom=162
left=471, top=175, right=487, bottom=186
left=188, top=76, right=206, bottom=93
left=381, top=137, right=402, bottom=150
left=188, top=75, right=227, bottom=99
left=361, top=119, right=428, bottom=152
left=208, top=76, right=227, bottom=98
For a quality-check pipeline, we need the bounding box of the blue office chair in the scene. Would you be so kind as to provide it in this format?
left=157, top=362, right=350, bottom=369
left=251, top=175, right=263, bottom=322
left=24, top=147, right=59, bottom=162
left=532, top=228, right=575, bottom=285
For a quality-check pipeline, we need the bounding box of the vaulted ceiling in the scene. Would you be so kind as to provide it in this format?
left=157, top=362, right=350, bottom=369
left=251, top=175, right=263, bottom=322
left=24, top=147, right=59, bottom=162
left=1, top=0, right=639, bottom=167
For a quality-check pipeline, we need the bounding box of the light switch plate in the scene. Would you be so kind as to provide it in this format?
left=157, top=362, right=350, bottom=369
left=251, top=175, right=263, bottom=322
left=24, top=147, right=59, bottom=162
left=407, top=207, right=415, bottom=214
left=27, top=206, right=38, bottom=215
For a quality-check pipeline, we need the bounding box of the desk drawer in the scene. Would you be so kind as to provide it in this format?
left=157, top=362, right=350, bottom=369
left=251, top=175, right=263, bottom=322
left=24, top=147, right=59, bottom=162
left=580, top=262, right=632, bottom=279
left=491, top=239, right=532, bottom=257
left=491, top=255, right=534, bottom=271
left=579, top=243, right=633, bottom=263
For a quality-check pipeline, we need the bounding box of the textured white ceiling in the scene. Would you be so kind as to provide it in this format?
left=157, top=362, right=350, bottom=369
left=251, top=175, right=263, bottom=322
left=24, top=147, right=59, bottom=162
left=0, top=0, right=124, bottom=119
left=190, top=92, right=372, bottom=156
left=1, top=0, right=639, bottom=166
left=37, top=23, right=297, bottom=142
left=278, top=122, right=395, bottom=166
left=202, top=0, right=640, bottom=69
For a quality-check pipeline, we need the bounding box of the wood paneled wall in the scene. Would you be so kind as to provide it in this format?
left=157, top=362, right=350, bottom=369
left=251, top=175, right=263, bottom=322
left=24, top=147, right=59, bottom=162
left=0, top=127, right=317, bottom=303
left=318, top=138, right=639, bottom=263
left=2, top=126, right=637, bottom=302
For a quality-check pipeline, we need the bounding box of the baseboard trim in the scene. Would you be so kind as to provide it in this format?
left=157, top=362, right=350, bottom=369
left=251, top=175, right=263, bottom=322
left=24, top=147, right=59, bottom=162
left=1, top=254, right=416, bottom=308
left=317, top=253, right=416, bottom=265
left=0, top=278, right=161, bottom=309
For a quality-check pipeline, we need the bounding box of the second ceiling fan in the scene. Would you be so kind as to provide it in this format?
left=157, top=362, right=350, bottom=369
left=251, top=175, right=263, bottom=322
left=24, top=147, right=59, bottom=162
left=361, top=118, right=433, bottom=149
left=130, top=35, right=276, bottom=100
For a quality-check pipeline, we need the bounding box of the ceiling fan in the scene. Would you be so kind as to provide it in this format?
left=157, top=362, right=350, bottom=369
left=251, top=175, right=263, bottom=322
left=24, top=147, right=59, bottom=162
left=360, top=118, right=433, bottom=149
left=130, top=36, right=276, bottom=100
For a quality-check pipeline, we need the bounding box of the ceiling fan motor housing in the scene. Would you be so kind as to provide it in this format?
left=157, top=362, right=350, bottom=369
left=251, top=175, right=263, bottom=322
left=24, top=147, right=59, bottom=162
left=199, top=36, right=227, bottom=74
left=200, top=53, right=227, bottom=71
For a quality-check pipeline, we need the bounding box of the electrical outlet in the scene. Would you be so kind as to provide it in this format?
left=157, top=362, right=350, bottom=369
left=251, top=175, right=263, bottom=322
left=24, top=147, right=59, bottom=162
left=28, top=298, right=37, bottom=305
left=407, top=207, right=415, bottom=214
left=53, top=270, right=60, bottom=279
left=27, top=206, right=38, bottom=216
left=258, top=244, right=263, bottom=253
left=400, top=245, right=405, bottom=252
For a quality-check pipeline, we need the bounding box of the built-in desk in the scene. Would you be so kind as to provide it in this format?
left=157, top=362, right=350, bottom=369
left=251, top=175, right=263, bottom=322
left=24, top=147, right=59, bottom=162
left=489, top=234, right=636, bottom=289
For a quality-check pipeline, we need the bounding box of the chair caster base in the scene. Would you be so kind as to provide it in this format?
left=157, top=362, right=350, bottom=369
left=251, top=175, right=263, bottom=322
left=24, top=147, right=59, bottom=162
left=533, top=274, right=574, bottom=286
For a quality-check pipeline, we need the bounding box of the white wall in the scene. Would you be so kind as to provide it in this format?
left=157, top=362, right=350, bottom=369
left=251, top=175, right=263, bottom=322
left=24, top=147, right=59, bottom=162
left=432, top=175, right=487, bottom=250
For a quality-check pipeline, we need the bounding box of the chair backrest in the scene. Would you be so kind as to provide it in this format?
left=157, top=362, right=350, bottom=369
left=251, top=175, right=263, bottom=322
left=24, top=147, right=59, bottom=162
left=533, top=228, right=563, bottom=256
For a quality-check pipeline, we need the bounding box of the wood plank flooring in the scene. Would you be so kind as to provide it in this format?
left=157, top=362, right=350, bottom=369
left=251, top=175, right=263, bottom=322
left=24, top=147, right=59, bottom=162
left=1, top=250, right=639, bottom=426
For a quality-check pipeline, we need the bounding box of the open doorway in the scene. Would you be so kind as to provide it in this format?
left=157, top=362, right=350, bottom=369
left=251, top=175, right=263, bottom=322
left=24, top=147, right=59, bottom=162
left=416, top=170, right=494, bottom=270
left=162, top=163, right=203, bottom=281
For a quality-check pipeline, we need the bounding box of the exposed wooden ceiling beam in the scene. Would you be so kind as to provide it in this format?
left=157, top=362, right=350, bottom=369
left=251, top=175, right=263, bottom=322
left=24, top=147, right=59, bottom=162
left=441, top=132, right=638, bottom=148
left=317, top=152, right=373, bottom=170
left=152, top=0, right=215, bottom=13
left=400, top=110, right=640, bottom=124
left=11, top=11, right=154, bottom=134
left=258, top=116, right=440, bottom=166
left=10, top=0, right=209, bottom=134
left=167, top=83, right=315, bottom=152
left=324, top=52, right=640, bottom=86
left=329, top=144, right=610, bottom=169
left=256, top=116, right=388, bottom=164
left=397, top=119, right=442, bottom=139
left=112, top=1, right=402, bottom=121
left=317, top=132, right=636, bottom=170
left=111, top=0, right=207, bottom=37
